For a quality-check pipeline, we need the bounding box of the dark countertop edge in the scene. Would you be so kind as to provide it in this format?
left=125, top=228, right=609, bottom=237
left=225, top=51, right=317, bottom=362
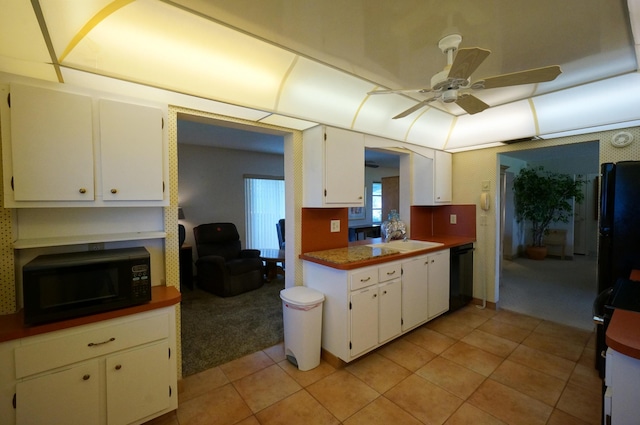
left=0, top=286, right=181, bottom=344
left=606, top=308, right=640, bottom=360
left=299, top=236, right=475, bottom=270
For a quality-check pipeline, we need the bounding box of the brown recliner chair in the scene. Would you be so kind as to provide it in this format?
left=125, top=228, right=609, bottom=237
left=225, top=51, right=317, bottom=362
left=193, top=223, right=264, bottom=297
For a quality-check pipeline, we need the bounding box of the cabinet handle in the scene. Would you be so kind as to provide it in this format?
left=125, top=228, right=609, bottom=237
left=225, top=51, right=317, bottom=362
left=88, top=337, right=115, bottom=347
left=386, top=271, right=396, bottom=276
left=110, top=188, right=118, bottom=194
left=360, top=277, right=371, bottom=282
left=115, top=364, right=122, bottom=370
left=383, top=290, right=387, bottom=295
left=79, top=188, right=87, bottom=194
left=373, top=293, right=377, bottom=298
left=83, top=374, right=91, bottom=381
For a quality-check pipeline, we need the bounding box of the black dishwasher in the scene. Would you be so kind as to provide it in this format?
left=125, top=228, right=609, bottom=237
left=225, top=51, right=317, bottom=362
left=450, top=243, right=474, bottom=312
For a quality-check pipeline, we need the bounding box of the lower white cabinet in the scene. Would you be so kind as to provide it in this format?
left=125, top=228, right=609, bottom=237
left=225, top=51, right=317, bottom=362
left=304, top=249, right=449, bottom=362
left=350, top=285, right=379, bottom=357
left=3, top=307, right=178, bottom=425
left=605, top=348, right=640, bottom=424
left=427, top=249, right=450, bottom=320
left=378, top=279, right=402, bottom=343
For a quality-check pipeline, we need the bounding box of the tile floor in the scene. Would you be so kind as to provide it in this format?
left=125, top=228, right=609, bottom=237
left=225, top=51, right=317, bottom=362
left=146, top=305, right=602, bottom=425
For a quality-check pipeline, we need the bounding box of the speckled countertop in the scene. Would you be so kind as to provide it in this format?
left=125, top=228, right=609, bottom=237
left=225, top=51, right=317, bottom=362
left=300, top=236, right=476, bottom=270
left=302, top=245, right=401, bottom=264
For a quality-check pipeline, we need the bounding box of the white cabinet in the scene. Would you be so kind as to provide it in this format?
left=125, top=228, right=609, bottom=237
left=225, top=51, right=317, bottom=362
left=605, top=348, right=640, bottom=424
left=411, top=150, right=452, bottom=205
left=105, top=341, right=170, bottom=425
left=16, top=361, right=101, bottom=425
left=99, top=99, right=165, bottom=201
left=427, top=249, right=450, bottom=320
left=304, top=250, right=446, bottom=362
left=378, top=278, right=402, bottom=343
left=1, top=84, right=167, bottom=207
left=3, top=307, right=177, bottom=425
left=401, top=249, right=450, bottom=331
left=303, top=125, right=365, bottom=207
left=401, top=255, right=429, bottom=331
left=4, top=84, right=95, bottom=202
left=350, top=285, right=379, bottom=357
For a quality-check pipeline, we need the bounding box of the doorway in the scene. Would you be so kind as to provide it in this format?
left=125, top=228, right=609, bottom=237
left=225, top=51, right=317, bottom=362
left=497, top=142, right=599, bottom=330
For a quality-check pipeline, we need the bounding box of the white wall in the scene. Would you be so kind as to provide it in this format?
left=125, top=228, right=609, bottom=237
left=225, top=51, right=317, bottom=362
left=177, top=144, right=284, bottom=259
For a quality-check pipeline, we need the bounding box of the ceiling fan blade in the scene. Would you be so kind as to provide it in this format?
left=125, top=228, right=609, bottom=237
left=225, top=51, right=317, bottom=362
left=448, top=47, right=491, bottom=81
left=479, top=65, right=562, bottom=89
left=368, top=88, right=432, bottom=95
left=455, top=94, right=490, bottom=115
left=392, top=98, right=436, bottom=119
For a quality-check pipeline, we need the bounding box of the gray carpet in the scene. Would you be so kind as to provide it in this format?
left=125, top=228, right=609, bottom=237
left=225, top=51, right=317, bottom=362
left=180, top=279, right=285, bottom=377
left=500, top=255, right=598, bottom=331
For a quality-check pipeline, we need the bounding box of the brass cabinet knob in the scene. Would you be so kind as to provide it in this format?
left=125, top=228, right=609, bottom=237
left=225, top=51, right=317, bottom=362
left=79, top=188, right=87, bottom=194
left=82, top=374, right=91, bottom=381
left=110, top=188, right=118, bottom=194
left=115, top=364, right=122, bottom=370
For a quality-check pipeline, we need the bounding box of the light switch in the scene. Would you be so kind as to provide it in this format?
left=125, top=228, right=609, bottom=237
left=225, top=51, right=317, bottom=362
left=330, top=220, right=340, bottom=232
left=450, top=214, right=457, bottom=225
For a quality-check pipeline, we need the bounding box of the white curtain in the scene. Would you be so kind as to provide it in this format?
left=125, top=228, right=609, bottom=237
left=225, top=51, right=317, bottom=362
left=244, top=177, right=285, bottom=250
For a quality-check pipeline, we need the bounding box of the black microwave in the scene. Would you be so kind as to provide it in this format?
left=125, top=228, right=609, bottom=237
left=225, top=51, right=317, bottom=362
left=22, top=247, right=152, bottom=325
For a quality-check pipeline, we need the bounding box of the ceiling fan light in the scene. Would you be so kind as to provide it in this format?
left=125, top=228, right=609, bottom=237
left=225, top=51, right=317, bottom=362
left=442, top=89, right=458, bottom=103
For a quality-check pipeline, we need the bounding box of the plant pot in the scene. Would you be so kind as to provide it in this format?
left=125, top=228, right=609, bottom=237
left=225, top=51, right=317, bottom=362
left=526, top=245, right=548, bottom=260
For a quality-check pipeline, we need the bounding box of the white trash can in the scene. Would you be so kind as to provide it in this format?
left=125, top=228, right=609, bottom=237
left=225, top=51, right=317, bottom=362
left=280, top=286, right=324, bottom=371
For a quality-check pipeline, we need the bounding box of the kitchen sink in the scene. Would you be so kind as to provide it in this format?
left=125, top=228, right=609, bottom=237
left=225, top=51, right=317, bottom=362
left=367, top=239, right=444, bottom=252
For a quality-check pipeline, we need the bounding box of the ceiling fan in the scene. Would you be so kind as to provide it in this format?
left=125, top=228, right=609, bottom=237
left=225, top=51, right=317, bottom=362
left=368, top=34, right=562, bottom=119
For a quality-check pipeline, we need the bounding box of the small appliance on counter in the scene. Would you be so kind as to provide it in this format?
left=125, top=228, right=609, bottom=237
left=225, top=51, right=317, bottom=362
left=22, top=247, right=152, bottom=325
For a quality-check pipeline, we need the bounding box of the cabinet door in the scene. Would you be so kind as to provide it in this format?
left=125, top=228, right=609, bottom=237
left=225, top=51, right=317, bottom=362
left=401, top=256, right=429, bottom=331
left=324, top=127, right=364, bottom=204
left=350, top=287, right=378, bottom=357
left=99, top=99, right=164, bottom=201
left=411, top=153, right=434, bottom=206
left=427, top=250, right=451, bottom=319
left=434, top=150, right=452, bottom=203
left=378, top=279, right=402, bottom=343
left=16, top=361, right=100, bottom=425
left=106, top=341, right=170, bottom=425
left=9, top=84, right=94, bottom=202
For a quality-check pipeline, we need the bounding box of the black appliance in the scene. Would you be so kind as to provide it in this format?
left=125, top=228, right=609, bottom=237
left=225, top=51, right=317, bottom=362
left=450, top=243, right=474, bottom=311
left=595, top=161, right=640, bottom=372
left=22, top=247, right=152, bottom=325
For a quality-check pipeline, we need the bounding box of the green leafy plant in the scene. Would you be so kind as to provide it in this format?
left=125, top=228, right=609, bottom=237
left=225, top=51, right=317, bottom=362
left=513, top=166, right=585, bottom=247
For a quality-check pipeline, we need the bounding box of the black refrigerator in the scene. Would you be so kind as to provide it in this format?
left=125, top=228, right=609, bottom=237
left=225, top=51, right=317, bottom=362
left=595, top=161, right=640, bottom=376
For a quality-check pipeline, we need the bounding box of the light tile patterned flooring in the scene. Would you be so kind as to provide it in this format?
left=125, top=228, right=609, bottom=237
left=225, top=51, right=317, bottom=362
left=146, top=305, right=601, bottom=425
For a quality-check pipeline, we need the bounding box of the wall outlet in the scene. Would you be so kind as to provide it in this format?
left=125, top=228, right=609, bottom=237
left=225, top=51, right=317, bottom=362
left=480, top=215, right=488, bottom=226
left=449, top=214, right=457, bottom=225
left=330, top=219, right=340, bottom=232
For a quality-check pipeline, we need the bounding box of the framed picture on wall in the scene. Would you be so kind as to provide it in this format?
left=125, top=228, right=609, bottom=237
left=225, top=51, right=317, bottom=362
left=348, top=187, right=366, bottom=219
left=348, top=206, right=365, bottom=220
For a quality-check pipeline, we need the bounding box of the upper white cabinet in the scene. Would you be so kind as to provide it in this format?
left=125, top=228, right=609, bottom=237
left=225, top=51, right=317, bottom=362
left=411, top=150, right=452, bottom=205
left=303, top=126, right=364, bottom=207
left=99, top=99, right=164, bottom=201
left=5, top=84, right=95, bottom=202
left=1, top=84, right=168, bottom=208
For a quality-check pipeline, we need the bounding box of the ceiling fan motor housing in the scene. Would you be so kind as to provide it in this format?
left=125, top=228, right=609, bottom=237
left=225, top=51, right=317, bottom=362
left=442, top=89, right=458, bottom=103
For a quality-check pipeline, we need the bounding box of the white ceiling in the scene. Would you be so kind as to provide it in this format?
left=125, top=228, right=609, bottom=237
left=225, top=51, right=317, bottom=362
left=2, top=0, right=640, bottom=151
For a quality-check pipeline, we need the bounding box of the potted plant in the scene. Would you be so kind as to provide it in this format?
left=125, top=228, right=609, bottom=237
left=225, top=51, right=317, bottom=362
left=513, top=165, right=585, bottom=260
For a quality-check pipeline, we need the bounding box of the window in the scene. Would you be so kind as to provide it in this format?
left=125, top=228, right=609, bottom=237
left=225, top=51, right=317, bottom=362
left=244, top=176, right=285, bottom=249
left=372, top=182, right=382, bottom=223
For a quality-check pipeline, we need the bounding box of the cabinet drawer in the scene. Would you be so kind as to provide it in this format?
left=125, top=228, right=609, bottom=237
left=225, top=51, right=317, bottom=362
left=378, top=263, right=401, bottom=283
left=351, top=268, right=378, bottom=291
left=15, top=311, right=169, bottom=379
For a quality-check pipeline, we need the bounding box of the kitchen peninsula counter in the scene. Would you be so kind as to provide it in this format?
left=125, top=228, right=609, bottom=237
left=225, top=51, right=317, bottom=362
left=300, top=236, right=475, bottom=270
left=0, top=285, right=181, bottom=343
